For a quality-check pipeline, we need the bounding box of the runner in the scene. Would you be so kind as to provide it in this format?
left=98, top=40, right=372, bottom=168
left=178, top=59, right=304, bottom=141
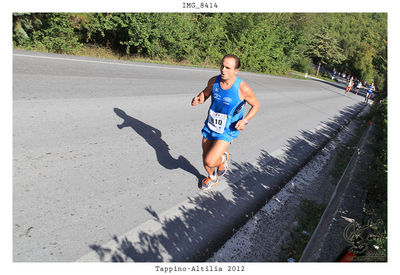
left=365, top=82, right=375, bottom=103
left=355, top=80, right=362, bottom=95
left=345, top=77, right=353, bottom=95
left=191, top=54, right=260, bottom=190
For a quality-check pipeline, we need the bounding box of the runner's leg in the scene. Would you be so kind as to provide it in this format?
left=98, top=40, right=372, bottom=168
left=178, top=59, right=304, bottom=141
left=202, top=139, right=230, bottom=177
left=202, top=137, right=215, bottom=177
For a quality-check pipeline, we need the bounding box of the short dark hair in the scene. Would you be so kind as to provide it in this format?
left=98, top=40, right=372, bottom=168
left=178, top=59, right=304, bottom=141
left=222, top=54, right=241, bottom=69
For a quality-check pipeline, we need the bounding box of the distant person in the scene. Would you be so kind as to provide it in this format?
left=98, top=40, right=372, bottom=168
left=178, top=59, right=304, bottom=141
left=355, top=80, right=362, bottom=95
left=365, top=82, right=375, bottom=103
left=191, top=54, right=260, bottom=190
left=345, top=77, right=353, bottom=95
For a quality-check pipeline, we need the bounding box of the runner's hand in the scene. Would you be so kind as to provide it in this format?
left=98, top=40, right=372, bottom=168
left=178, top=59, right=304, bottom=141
left=235, top=120, right=247, bottom=130
left=191, top=96, right=201, bottom=106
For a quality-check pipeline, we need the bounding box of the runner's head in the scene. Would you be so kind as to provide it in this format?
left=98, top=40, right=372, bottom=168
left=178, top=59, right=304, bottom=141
left=221, top=54, right=241, bottom=69
left=220, top=54, right=240, bottom=81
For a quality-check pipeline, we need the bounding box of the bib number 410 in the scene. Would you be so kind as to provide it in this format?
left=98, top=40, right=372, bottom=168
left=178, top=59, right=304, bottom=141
left=211, top=117, right=223, bottom=125
left=207, top=110, right=227, bottom=134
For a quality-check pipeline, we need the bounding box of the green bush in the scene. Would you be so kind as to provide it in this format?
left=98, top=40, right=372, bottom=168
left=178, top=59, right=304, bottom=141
left=13, top=13, right=82, bottom=53
left=364, top=99, right=387, bottom=256
left=292, top=56, right=313, bottom=73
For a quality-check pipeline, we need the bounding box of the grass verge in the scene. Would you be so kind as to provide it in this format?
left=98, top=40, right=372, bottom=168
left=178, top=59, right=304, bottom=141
left=14, top=44, right=221, bottom=69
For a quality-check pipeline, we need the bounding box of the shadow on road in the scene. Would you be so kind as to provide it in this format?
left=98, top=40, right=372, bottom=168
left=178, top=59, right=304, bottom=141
left=87, top=103, right=366, bottom=262
left=113, top=108, right=203, bottom=186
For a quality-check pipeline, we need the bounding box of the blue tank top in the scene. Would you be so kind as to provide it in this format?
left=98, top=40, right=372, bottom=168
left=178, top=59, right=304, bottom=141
left=202, top=75, right=246, bottom=141
left=368, top=85, right=374, bottom=94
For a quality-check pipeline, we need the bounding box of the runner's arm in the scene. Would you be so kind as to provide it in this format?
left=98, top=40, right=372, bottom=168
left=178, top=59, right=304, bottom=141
left=235, top=82, right=260, bottom=130
left=191, top=76, right=216, bottom=106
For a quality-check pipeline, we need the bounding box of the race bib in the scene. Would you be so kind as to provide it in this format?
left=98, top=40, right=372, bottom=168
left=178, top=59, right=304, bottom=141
left=207, top=109, right=227, bottom=134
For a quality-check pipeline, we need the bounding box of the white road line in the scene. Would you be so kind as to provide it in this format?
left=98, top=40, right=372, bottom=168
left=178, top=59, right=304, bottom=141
left=13, top=53, right=216, bottom=73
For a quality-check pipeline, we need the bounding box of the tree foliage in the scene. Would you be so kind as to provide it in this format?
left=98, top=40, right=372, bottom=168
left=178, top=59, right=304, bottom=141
left=12, top=12, right=387, bottom=94
left=307, top=28, right=345, bottom=67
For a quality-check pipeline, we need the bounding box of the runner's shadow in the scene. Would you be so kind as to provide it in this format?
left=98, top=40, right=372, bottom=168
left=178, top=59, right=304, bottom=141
left=114, top=108, right=203, bottom=185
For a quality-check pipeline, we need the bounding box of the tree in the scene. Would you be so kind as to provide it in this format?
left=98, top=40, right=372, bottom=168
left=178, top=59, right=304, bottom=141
left=307, top=28, right=345, bottom=75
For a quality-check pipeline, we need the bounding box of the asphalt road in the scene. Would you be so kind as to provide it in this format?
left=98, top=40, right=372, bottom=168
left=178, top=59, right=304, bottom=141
left=13, top=50, right=366, bottom=262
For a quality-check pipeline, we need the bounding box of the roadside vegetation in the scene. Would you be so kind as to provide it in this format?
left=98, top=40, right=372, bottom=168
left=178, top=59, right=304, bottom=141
left=13, top=13, right=386, bottom=94
left=363, top=99, right=387, bottom=260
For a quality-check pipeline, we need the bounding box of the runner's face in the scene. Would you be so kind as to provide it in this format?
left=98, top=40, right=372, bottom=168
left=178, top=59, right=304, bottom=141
left=220, top=57, right=238, bottom=81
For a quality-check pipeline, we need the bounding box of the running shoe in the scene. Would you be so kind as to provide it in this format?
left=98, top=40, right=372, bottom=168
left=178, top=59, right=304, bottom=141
left=217, top=151, right=230, bottom=176
left=200, top=176, right=218, bottom=191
